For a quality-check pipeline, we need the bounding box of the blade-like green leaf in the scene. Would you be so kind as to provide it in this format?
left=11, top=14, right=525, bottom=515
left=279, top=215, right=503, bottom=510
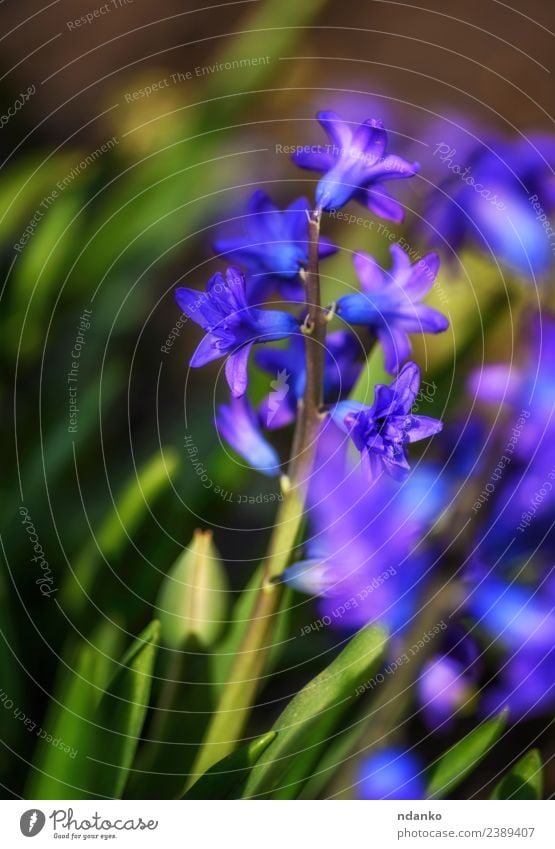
left=26, top=621, right=123, bottom=799
left=183, top=732, right=277, bottom=800
left=427, top=710, right=508, bottom=799
left=8, top=190, right=85, bottom=360
left=243, top=625, right=388, bottom=799
left=61, top=448, right=179, bottom=614
left=85, top=620, right=160, bottom=799
left=491, top=749, right=543, bottom=800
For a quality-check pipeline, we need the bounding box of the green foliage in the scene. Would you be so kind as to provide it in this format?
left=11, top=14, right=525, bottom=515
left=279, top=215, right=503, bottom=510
left=26, top=621, right=124, bottom=799
left=242, top=625, right=388, bottom=799
left=491, top=749, right=543, bottom=800
left=27, top=621, right=159, bottom=799
left=60, top=448, right=179, bottom=615
left=84, top=620, right=161, bottom=799
left=183, top=732, right=277, bottom=799
left=427, top=710, right=508, bottom=799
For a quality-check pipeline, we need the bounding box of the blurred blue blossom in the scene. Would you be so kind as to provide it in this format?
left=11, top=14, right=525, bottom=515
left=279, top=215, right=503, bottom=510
left=424, top=134, right=555, bottom=275
left=466, top=574, right=555, bottom=722
left=469, top=312, right=555, bottom=460
left=356, top=747, right=426, bottom=800
left=417, top=629, right=480, bottom=732
left=284, top=429, right=440, bottom=634
left=213, top=190, right=337, bottom=302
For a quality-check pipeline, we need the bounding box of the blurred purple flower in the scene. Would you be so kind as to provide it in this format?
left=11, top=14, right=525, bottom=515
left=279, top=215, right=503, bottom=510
left=213, top=191, right=337, bottom=302
left=283, top=429, right=439, bottom=634
left=356, top=748, right=426, bottom=800
left=468, top=312, right=555, bottom=460
left=292, top=110, right=419, bottom=218
left=256, top=331, right=364, bottom=429
left=336, top=244, right=448, bottom=373
left=466, top=575, right=555, bottom=655
left=417, top=631, right=480, bottom=732
left=482, top=646, right=555, bottom=723
left=332, top=363, right=443, bottom=481
left=175, top=267, right=299, bottom=397
left=215, top=394, right=280, bottom=476
left=424, top=134, right=555, bottom=275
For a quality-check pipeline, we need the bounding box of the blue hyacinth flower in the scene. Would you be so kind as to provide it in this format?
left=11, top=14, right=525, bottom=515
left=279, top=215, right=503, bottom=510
left=336, top=244, right=448, bottom=373
left=292, top=110, right=419, bottom=219
left=215, top=394, right=281, bottom=476
left=175, top=267, right=299, bottom=397
left=213, top=190, right=337, bottom=302
left=465, top=565, right=555, bottom=722
left=356, top=748, right=426, bottom=800
left=332, top=362, right=443, bottom=481
left=466, top=575, right=555, bottom=655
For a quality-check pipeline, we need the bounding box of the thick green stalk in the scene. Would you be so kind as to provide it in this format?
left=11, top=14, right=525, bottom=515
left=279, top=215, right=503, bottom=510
left=188, top=211, right=324, bottom=785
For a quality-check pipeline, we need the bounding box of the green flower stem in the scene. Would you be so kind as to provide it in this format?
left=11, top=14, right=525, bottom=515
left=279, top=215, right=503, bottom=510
left=187, top=211, right=324, bottom=786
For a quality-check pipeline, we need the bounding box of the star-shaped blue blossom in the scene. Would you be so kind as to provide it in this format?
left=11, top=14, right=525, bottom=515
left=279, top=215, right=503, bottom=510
left=292, top=110, right=419, bottom=219
left=331, top=362, right=443, bottom=480
left=336, top=244, right=449, bottom=373
left=215, top=394, right=281, bottom=476
left=213, top=190, right=338, bottom=302
left=175, top=267, right=299, bottom=397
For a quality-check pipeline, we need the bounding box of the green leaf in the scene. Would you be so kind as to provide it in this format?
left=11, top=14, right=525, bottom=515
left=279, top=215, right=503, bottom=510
left=201, top=0, right=330, bottom=111
left=427, top=710, right=508, bottom=799
left=26, top=621, right=123, bottom=799
left=0, top=154, right=74, bottom=242
left=183, top=732, right=277, bottom=799
left=85, top=620, right=160, bottom=799
left=491, top=749, right=543, bottom=800
left=242, top=625, right=388, bottom=799
left=61, top=448, right=179, bottom=614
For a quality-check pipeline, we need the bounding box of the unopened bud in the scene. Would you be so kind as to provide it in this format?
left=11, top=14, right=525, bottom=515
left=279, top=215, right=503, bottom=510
left=156, top=530, right=228, bottom=649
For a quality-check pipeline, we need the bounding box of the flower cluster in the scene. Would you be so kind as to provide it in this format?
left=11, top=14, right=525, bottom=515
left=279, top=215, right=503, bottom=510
left=176, top=109, right=447, bottom=481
